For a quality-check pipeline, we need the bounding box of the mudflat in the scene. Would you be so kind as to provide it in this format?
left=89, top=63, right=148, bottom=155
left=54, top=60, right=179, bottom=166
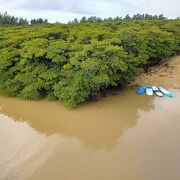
left=132, top=56, right=180, bottom=89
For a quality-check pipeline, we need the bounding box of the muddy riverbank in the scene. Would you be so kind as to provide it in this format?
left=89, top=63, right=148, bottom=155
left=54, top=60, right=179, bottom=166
left=131, top=56, right=180, bottom=89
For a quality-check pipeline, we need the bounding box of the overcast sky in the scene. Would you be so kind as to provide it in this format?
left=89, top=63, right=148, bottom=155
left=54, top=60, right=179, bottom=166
left=0, top=0, right=179, bottom=23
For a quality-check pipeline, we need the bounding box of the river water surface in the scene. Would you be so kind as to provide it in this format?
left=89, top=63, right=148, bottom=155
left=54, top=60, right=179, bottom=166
left=0, top=89, right=180, bottom=180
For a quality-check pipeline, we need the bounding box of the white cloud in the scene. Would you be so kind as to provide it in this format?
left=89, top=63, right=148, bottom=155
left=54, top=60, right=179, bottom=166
left=0, top=0, right=179, bottom=23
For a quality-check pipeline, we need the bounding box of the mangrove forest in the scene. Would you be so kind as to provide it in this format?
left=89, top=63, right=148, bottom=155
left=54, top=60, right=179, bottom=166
left=0, top=15, right=180, bottom=107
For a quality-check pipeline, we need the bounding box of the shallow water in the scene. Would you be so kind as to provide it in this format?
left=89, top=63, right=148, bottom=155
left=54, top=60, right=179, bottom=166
left=0, top=89, right=180, bottom=180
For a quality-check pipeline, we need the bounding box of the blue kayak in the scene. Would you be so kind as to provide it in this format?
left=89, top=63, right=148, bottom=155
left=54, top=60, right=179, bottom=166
left=158, top=87, right=173, bottom=97
left=136, top=86, right=146, bottom=94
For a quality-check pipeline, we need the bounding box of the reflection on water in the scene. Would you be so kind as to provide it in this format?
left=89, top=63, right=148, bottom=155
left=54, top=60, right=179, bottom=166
left=0, top=89, right=180, bottom=180
left=0, top=89, right=154, bottom=149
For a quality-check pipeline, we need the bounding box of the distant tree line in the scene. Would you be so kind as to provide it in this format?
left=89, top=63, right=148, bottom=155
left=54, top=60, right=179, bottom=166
left=0, top=12, right=176, bottom=26
left=68, top=14, right=168, bottom=24
left=30, top=18, right=48, bottom=25
left=0, top=12, right=48, bottom=25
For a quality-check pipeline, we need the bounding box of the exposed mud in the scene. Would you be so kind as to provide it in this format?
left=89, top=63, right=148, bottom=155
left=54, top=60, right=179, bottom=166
left=131, top=56, right=180, bottom=89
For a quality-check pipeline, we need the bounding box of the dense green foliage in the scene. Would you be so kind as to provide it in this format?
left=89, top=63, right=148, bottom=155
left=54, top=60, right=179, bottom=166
left=0, top=19, right=180, bottom=107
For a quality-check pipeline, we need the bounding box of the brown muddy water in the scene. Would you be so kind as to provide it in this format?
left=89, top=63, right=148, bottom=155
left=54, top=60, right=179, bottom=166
left=0, top=89, right=180, bottom=180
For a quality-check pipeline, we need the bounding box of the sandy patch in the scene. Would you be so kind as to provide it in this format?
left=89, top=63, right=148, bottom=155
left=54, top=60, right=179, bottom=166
left=131, top=56, right=180, bottom=89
